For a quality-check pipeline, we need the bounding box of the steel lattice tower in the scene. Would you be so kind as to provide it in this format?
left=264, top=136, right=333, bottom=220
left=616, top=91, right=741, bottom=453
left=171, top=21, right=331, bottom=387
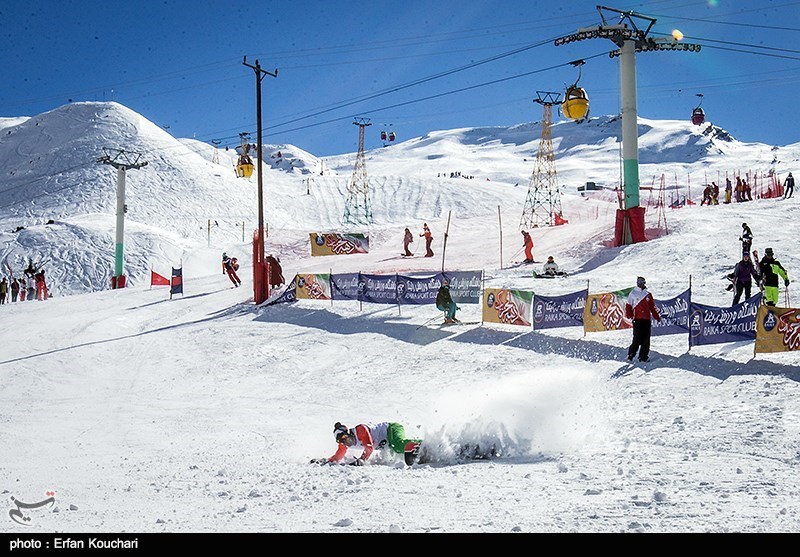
left=520, top=92, right=563, bottom=230
left=343, top=118, right=372, bottom=225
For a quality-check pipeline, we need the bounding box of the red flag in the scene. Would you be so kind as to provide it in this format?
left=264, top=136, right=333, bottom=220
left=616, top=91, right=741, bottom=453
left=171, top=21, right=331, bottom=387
left=151, top=271, right=170, bottom=286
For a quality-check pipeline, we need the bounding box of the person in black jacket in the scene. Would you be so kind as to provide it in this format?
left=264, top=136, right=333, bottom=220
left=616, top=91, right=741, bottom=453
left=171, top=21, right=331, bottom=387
left=436, top=278, right=459, bottom=324
left=784, top=172, right=795, bottom=199
left=759, top=247, right=789, bottom=306
left=727, top=252, right=761, bottom=306
left=739, top=223, right=753, bottom=257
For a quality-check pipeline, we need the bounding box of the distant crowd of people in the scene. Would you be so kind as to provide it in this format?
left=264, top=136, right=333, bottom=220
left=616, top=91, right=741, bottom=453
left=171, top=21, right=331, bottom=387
left=699, top=173, right=794, bottom=206
left=0, top=259, right=50, bottom=305
left=437, top=171, right=476, bottom=180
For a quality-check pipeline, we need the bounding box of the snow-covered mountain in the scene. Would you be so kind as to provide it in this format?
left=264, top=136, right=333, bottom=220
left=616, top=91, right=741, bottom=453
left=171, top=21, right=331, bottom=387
left=1, top=101, right=798, bottom=296
left=3, top=102, right=800, bottom=534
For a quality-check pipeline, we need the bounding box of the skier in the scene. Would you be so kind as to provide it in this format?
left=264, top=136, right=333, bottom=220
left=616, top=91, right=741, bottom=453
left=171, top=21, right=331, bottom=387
left=724, top=178, right=732, bottom=204
left=521, top=230, right=534, bottom=263
left=739, top=223, right=753, bottom=257
left=0, top=277, right=7, bottom=304
left=222, top=252, right=241, bottom=287
left=313, top=421, right=422, bottom=466
left=18, top=278, right=26, bottom=302
left=403, top=227, right=414, bottom=256
left=10, top=278, right=19, bottom=302
left=700, top=184, right=712, bottom=206
left=436, top=278, right=459, bottom=324
left=711, top=182, right=719, bottom=205
left=625, top=276, right=661, bottom=363
left=727, top=252, right=760, bottom=306
left=420, top=223, right=434, bottom=257
left=759, top=248, right=790, bottom=307
left=784, top=172, right=794, bottom=199
left=34, top=270, right=48, bottom=300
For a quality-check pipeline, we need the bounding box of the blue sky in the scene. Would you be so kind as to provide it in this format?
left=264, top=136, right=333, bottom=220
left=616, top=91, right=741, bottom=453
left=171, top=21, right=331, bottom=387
left=2, top=0, right=798, bottom=155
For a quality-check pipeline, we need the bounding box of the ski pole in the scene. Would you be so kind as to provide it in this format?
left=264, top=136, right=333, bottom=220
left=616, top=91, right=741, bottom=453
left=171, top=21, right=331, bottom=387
left=416, top=313, right=442, bottom=330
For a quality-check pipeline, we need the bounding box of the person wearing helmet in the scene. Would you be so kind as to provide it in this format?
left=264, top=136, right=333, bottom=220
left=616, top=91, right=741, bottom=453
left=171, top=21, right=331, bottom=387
left=625, top=276, right=661, bottom=362
left=739, top=223, right=753, bottom=257
left=314, top=421, right=422, bottom=466
left=521, top=230, right=534, bottom=263
left=222, top=252, right=241, bottom=287
left=759, top=248, right=790, bottom=306
left=436, top=277, right=459, bottom=324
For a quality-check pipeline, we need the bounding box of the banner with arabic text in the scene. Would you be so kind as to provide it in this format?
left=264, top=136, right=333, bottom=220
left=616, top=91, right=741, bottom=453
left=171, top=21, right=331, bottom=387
left=396, top=274, right=442, bottom=305
left=295, top=273, right=332, bottom=300
left=532, top=289, right=587, bottom=330
left=482, top=288, right=532, bottom=327
left=445, top=271, right=483, bottom=304
left=755, top=304, right=800, bottom=353
left=688, top=293, right=761, bottom=347
left=310, top=233, right=369, bottom=256
left=652, top=289, right=691, bottom=336
left=330, top=272, right=361, bottom=301
left=583, top=288, right=633, bottom=333
left=359, top=273, right=397, bottom=304
left=266, top=282, right=297, bottom=306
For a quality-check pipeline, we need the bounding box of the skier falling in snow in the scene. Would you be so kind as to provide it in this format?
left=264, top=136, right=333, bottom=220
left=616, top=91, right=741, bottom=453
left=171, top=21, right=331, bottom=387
left=311, top=421, right=423, bottom=466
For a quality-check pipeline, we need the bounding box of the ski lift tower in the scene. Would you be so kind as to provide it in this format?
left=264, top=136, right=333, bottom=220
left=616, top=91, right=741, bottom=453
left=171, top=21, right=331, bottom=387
left=97, top=148, right=148, bottom=289
left=554, top=5, right=701, bottom=245
left=520, top=91, right=564, bottom=230
left=343, top=117, right=373, bottom=226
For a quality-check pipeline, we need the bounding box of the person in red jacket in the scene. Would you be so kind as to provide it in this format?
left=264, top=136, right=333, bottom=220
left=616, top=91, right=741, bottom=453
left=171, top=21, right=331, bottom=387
left=420, top=223, right=434, bottom=257
left=521, top=230, right=534, bottom=263
left=625, top=276, right=661, bottom=362
left=222, top=252, right=241, bottom=287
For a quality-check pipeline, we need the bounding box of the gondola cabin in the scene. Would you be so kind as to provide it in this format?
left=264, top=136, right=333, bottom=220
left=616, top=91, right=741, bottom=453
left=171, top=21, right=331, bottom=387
left=562, top=86, right=589, bottom=121
left=388, top=131, right=396, bottom=142
left=691, top=107, right=705, bottom=125
left=236, top=154, right=254, bottom=178
left=380, top=130, right=387, bottom=141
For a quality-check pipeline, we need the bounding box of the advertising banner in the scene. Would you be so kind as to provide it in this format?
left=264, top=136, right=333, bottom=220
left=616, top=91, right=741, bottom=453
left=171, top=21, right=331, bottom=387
left=309, top=233, right=369, bottom=256
left=330, top=272, right=361, bottom=301
left=532, top=289, right=587, bottom=330
left=652, top=289, right=691, bottom=336
left=755, top=303, right=800, bottom=353
left=482, top=288, right=533, bottom=327
left=583, top=288, right=633, bottom=333
left=359, top=273, right=397, bottom=304
left=688, top=293, right=761, bottom=347
left=295, top=273, right=332, bottom=300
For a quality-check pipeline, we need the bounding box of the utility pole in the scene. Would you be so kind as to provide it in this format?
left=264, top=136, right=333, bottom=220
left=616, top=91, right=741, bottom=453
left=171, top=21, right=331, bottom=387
left=97, top=148, right=147, bottom=289
left=243, top=56, right=277, bottom=304
left=554, top=5, right=700, bottom=245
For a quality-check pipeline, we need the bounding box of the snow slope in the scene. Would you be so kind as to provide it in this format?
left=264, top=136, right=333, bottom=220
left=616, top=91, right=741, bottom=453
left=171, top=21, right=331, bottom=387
left=1, top=102, right=800, bottom=533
